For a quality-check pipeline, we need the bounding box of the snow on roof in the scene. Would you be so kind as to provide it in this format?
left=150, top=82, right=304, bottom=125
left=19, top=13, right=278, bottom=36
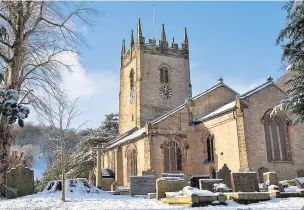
left=107, top=127, right=146, bottom=149
left=151, top=103, right=186, bottom=125
left=194, top=101, right=236, bottom=123
left=151, top=82, right=238, bottom=125
left=191, top=82, right=238, bottom=101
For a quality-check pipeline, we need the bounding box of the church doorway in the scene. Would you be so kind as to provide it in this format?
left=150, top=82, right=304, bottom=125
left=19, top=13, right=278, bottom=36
left=126, top=146, right=137, bottom=182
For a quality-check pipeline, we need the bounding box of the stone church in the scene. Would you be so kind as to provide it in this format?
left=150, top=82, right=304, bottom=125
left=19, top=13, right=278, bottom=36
left=97, top=19, right=304, bottom=188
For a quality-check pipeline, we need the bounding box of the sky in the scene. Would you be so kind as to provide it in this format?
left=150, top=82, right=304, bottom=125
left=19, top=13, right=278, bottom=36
left=27, top=1, right=288, bottom=129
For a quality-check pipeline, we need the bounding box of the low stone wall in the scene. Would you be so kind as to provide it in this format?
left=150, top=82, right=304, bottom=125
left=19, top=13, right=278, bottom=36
left=156, top=178, right=187, bottom=200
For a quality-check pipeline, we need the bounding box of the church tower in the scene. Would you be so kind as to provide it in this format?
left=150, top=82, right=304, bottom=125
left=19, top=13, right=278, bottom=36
left=119, top=19, right=191, bottom=135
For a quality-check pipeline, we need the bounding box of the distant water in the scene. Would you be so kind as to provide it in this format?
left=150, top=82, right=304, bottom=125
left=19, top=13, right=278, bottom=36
left=32, top=155, right=48, bottom=179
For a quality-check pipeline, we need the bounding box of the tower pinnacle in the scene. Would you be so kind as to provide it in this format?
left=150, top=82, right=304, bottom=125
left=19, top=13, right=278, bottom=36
left=121, top=39, right=126, bottom=55
left=161, top=24, right=166, bottom=41
left=184, top=27, right=188, bottom=44
left=137, top=18, right=144, bottom=44
left=130, top=30, right=134, bottom=47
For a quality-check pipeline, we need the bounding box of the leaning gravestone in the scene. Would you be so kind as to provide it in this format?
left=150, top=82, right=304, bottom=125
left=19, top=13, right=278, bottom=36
left=190, top=175, right=210, bottom=188
left=297, top=169, right=304, bottom=178
left=295, top=177, right=304, bottom=189
left=216, top=164, right=232, bottom=188
left=5, top=164, right=34, bottom=199
left=130, top=175, right=156, bottom=196
left=231, top=172, right=259, bottom=192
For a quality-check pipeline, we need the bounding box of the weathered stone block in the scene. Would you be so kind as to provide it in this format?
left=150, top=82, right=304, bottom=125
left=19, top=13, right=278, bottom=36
left=231, top=172, right=259, bottom=192
left=156, top=177, right=187, bottom=200
left=269, top=190, right=281, bottom=198
left=130, top=175, right=155, bottom=196
left=199, top=179, right=223, bottom=192
left=295, top=177, right=304, bottom=189
left=5, top=164, right=34, bottom=199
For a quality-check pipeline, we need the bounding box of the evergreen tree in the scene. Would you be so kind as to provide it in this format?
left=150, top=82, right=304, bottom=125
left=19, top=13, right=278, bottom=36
left=66, top=114, right=119, bottom=179
left=275, top=0, right=304, bottom=124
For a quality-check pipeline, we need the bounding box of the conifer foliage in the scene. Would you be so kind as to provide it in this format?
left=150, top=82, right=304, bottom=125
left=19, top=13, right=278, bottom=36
left=275, top=0, right=304, bottom=124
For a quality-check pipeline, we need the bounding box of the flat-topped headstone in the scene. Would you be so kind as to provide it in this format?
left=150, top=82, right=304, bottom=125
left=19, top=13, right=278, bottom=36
left=231, top=172, right=259, bottom=192
left=156, top=177, right=187, bottom=200
left=5, top=164, right=34, bottom=199
left=216, top=164, right=232, bottom=187
left=199, top=179, right=223, bottom=192
left=295, top=177, right=304, bottom=189
left=161, top=173, right=185, bottom=178
left=190, top=175, right=210, bottom=188
left=130, top=176, right=155, bottom=196
left=297, top=169, right=304, bottom=178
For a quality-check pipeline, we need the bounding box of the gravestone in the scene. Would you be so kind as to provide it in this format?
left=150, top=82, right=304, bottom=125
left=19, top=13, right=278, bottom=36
left=190, top=175, right=210, bottom=188
left=297, top=169, right=304, bottom=178
left=161, top=173, right=185, bottom=178
left=263, top=172, right=279, bottom=185
left=258, top=167, right=269, bottom=183
left=156, top=177, right=187, bottom=200
left=5, top=164, right=34, bottom=199
left=142, top=169, right=156, bottom=176
left=295, top=177, right=304, bottom=189
left=199, top=179, right=223, bottom=192
left=130, top=175, right=156, bottom=196
left=231, top=172, right=259, bottom=192
left=216, top=164, right=232, bottom=187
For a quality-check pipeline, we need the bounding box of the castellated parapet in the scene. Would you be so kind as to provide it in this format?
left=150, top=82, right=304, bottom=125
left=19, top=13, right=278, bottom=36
left=121, top=18, right=189, bottom=68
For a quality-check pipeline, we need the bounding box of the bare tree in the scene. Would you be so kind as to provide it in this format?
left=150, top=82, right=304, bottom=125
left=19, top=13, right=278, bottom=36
left=37, top=92, right=83, bottom=201
left=0, top=1, right=97, bottom=184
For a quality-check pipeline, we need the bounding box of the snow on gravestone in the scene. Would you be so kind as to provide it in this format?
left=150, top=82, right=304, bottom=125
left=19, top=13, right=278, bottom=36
left=5, top=164, right=34, bottom=199
left=130, top=175, right=156, bottom=196
left=231, top=172, right=259, bottom=192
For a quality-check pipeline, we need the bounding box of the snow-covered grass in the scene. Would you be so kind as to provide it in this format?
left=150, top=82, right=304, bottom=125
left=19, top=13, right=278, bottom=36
left=0, top=192, right=304, bottom=210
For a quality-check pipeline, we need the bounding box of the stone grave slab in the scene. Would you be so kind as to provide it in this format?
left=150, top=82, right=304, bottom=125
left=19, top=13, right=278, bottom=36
left=190, top=175, right=210, bottom=188
left=216, top=164, right=232, bottom=187
left=231, top=172, right=259, bottom=192
left=5, top=164, right=34, bottom=199
left=130, top=175, right=155, bottom=196
left=199, top=179, right=223, bottom=192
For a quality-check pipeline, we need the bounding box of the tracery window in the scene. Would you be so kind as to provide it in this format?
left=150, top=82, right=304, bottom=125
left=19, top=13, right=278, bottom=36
left=262, top=110, right=292, bottom=161
left=206, top=135, right=214, bottom=163
left=130, top=69, right=134, bottom=89
left=163, top=140, right=182, bottom=171
left=160, top=67, right=169, bottom=83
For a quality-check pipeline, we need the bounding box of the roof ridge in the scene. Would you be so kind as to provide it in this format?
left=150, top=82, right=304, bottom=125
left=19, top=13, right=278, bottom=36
left=239, top=80, right=286, bottom=98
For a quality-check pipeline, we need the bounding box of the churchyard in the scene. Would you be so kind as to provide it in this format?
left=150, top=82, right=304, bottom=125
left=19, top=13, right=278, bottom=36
left=1, top=163, right=304, bottom=209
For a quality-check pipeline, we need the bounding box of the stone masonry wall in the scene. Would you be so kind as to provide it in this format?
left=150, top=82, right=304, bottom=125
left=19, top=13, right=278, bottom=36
left=243, top=84, right=304, bottom=180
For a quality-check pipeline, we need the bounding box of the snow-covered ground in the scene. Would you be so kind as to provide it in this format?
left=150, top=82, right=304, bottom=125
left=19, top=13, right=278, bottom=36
left=0, top=192, right=303, bottom=210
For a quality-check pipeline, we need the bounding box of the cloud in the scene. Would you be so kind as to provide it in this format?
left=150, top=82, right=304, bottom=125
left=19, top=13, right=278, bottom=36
left=27, top=52, right=120, bottom=129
